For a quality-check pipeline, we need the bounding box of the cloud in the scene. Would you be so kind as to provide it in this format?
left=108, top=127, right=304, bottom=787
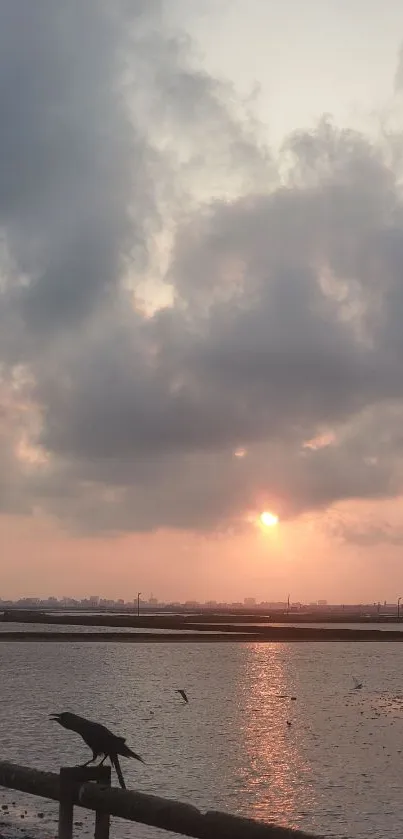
left=0, top=1, right=166, bottom=352
left=324, top=502, right=403, bottom=547
left=394, top=43, right=403, bottom=92
left=2, top=5, right=403, bottom=535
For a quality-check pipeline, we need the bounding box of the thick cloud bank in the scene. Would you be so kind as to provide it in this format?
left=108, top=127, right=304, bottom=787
left=2, top=1, right=403, bottom=536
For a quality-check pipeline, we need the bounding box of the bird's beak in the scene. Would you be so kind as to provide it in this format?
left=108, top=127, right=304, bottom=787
left=49, top=714, right=61, bottom=721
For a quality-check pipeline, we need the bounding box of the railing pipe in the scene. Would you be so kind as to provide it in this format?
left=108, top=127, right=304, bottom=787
left=0, top=761, right=323, bottom=839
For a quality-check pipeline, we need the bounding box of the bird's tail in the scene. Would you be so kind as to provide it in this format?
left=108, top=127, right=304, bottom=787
left=111, top=755, right=126, bottom=789
left=119, top=743, right=145, bottom=763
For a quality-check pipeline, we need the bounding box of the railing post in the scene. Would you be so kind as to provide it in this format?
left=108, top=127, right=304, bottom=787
left=94, top=767, right=111, bottom=839
left=58, top=768, right=74, bottom=839
left=58, top=765, right=111, bottom=839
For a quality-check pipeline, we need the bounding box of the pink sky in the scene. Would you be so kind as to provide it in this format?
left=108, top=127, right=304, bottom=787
left=2, top=499, right=403, bottom=603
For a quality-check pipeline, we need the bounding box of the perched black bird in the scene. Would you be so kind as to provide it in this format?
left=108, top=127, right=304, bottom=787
left=50, top=712, right=144, bottom=789
left=176, top=689, right=189, bottom=704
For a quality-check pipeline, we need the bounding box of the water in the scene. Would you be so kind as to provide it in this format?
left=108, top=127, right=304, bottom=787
left=1, top=641, right=403, bottom=838
left=2, top=620, right=402, bottom=635
left=0, top=623, right=197, bottom=634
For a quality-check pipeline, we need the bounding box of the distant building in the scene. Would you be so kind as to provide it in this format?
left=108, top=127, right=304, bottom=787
left=318, top=599, right=328, bottom=606
left=88, top=596, right=99, bottom=606
left=244, top=597, right=256, bottom=607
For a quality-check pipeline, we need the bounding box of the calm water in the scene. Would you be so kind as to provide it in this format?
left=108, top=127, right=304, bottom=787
left=0, top=624, right=198, bottom=634
left=1, top=642, right=403, bottom=839
left=1, top=621, right=402, bottom=634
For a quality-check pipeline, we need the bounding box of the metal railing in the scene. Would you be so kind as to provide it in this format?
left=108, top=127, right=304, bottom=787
left=0, top=761, right=323, bottom=839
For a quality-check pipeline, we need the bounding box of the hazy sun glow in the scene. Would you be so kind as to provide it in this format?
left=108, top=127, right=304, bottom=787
left=259, top=511, right=279, bottom=528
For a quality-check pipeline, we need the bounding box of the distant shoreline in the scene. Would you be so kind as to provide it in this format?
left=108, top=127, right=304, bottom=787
left=3, top=610, right=403, bottom=641
left=2, top=629, right=403, bottom=642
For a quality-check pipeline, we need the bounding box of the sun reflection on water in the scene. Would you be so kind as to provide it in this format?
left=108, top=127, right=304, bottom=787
left=233, top=643, right=316, bottom=829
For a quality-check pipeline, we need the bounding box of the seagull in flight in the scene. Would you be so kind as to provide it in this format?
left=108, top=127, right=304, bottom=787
left=352, top=677, right=363, bottom=690
left=176, top=689, right=189, bottom=704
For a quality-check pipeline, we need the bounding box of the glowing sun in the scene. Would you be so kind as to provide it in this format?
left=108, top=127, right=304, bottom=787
left=259, top=511, right=279, bottom=528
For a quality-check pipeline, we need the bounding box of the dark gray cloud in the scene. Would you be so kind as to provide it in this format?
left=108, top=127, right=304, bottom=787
left=0, top=0, right=163, bottom=363
left=2, top=6, right=403, bottom=536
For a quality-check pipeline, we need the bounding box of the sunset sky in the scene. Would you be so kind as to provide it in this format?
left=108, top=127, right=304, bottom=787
left=3, top=0, right=403, bottom=603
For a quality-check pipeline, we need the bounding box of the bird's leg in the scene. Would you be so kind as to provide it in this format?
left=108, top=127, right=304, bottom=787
left=82, top=751, right=97, bottom=767
left=111, top=755, right=126, bottom=789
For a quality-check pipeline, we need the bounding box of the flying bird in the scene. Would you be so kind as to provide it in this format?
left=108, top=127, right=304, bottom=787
left=176, top=689, right=189, bottom=704
left=352, top=677, right=363, bottom=690
left=50, top=712, right=144, bottom=789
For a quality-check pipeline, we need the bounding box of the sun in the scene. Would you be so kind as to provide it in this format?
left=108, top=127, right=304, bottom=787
left=259, top=511, right=279, bottom=528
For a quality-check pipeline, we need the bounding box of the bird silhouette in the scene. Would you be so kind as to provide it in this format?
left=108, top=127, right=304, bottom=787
left=352, top=677, right=363, bottom=690
left=50, top=712, right=143, bottom=789
left=176, top=689, right=189, bottom=704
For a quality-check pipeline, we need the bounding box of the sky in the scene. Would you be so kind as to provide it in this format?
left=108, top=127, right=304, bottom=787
left=3, top=0, right=403, bottom=603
